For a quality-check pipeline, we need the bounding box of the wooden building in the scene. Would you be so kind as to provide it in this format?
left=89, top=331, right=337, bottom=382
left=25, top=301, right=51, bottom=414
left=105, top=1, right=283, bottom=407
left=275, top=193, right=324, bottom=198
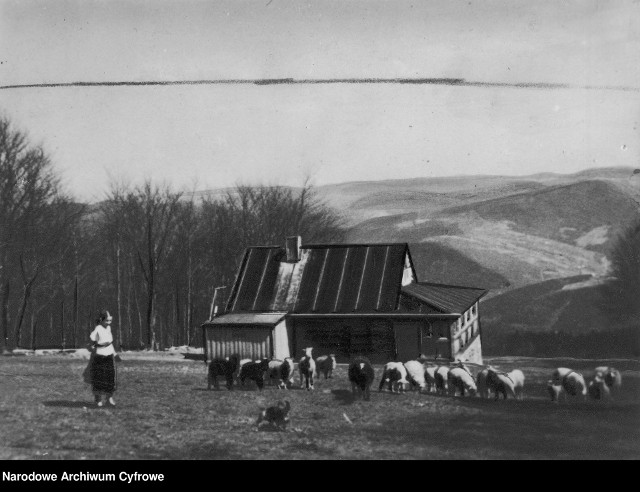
left=202, top=237, right=487, bottom=364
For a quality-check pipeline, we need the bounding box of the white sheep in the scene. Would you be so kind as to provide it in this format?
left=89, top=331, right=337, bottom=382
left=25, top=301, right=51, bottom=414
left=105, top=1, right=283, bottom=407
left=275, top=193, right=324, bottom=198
left=298, top=347, right=316, bottom=391
left=404, top=360, right=427, bottom=392
left=316, top=354, right=337, bottom=379
left=486, top=368, right=525, bottom=400
left=550, top=367, right=587, bottom=403
left=447, top=366, right=477, bottom=397
left=267, top=357, right=295, bottom=389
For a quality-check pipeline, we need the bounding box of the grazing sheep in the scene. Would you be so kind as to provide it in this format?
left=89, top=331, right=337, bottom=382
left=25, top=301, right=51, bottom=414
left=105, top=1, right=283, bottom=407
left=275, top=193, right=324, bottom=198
left=588, top=375, right=611, bottom=401
left=378, top=362, right=409, bottom=393
left=298, top=347, right=316, bottom=391
left=316, top=354, right=337, bottom=379
left=348, top=357, right=375, bottom=401
left=207, top=353, right=240, bottom=390
left=486, top=368, right=525, bottom=400
left=424, top=366, right=437, bottom=393
left=447, top=366, right=477, bottom=397
left=476, top=368, right=492, bottom=399
left=267, top=357, right=295, bottom=389
left=239, top=358, right=271, bottom=390
left=550, top=367, right=587, bottom=402
left=256, top=400, right=291, bottom=431
left=547, top=380, right=562, bottom=402
left=594, top=366, right=622, bottom=394
left=434, top=366, right=450, bottom=395
left=404, top=360, right=427, bottom=392
left=588, top=367, right=622, bottom=401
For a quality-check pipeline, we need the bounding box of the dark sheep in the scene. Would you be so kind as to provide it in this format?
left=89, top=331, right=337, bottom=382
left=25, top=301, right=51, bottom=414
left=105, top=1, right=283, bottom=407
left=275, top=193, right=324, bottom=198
left=239, top=358, right=271, bottom=390
left=348, top=357, right=375, bottom=401
left=207, top=353, right=240, bottom=390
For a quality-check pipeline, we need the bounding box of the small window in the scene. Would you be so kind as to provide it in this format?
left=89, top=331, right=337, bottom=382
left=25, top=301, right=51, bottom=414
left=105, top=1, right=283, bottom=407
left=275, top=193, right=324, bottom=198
left=423, top=322, right=433, bottom=338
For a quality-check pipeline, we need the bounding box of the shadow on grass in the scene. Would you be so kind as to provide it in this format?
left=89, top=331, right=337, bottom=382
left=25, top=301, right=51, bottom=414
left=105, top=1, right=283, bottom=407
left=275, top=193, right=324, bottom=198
left=44, top=400, right=98, bottom=409
left=193, top=385, right=305, bottom=393
left=257, top=423, right=288, bottom=432
left=332, top=389, right=357, bottom=405
left=156, top=441, right=247, bottom=460
left=374, top=397, right=640, bottom=459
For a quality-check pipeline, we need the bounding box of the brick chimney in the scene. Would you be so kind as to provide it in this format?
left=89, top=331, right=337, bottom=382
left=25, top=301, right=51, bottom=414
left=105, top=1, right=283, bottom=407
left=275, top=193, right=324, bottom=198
left=285, top=236, right=301, bottom=262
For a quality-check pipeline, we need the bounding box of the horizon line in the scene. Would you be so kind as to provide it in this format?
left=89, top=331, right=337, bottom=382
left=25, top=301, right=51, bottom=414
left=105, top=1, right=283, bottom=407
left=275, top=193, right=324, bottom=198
left=1, top=77, right=638, bottom=92
left=182, top=165, right=639, bottom=195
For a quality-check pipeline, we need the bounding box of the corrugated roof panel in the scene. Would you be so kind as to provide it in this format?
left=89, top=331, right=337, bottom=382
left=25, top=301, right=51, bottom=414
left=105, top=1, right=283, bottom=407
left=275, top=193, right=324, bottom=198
left=314, top=247, right=349, bottom=313
left=294, top=249, right=326, bottom=312
left=252, top=248, right=285, bottom=311
left=335, top=246, right=367, bottom=312
left=233, top=248, right=272, bottom=311
left=356, top=246, right=387, bottom=311
left=377, top=245, right=407, bottom=311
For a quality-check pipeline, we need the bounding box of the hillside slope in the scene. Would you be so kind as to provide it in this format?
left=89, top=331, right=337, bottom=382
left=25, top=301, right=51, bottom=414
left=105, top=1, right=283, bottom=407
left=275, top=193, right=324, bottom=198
left=439, top=180, right=639, bottom=253
left=480, top=275, right=640, bottom=356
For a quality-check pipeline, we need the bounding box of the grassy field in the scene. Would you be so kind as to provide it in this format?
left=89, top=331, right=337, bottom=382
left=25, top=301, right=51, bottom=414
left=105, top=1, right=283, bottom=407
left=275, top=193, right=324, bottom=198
left=1, top=353, right=639, bottom=460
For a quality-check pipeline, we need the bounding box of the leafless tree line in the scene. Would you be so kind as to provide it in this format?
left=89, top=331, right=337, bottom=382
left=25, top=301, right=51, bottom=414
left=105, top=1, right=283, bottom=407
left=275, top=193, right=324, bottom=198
left=0, top=116, right=346, bottom=352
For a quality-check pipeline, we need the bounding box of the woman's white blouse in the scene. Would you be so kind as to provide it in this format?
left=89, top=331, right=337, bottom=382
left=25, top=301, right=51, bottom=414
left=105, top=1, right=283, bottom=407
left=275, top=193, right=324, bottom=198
left=89, top=325, right=116, bottom=356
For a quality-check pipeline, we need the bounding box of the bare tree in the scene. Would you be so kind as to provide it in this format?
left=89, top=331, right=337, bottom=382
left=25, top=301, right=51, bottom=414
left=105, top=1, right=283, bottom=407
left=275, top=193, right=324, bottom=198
left=103, top=181, right=183, bottom=350
left=0, top=116, right=79, bottom=351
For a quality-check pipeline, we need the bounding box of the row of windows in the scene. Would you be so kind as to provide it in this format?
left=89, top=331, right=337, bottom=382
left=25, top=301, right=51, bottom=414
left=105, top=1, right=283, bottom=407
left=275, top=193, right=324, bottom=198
left=464, top=304, right=478, bottom=323
left=455, top=320, right=479, bottom=352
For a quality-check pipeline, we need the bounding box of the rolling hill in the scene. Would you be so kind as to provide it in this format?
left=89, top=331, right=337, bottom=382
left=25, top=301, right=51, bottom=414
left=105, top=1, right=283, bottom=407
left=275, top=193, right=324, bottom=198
left=313, top=167, right=640, bottom=354
left=334, top=171, right=639, bottom=290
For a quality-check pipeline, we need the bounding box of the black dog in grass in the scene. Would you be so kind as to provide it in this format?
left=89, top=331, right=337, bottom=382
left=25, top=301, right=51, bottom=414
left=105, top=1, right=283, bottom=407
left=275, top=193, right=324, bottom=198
left=256, top=400, right=291, bottom=431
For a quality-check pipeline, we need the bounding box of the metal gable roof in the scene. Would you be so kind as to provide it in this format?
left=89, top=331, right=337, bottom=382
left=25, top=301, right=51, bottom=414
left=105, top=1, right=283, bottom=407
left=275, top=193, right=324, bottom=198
left=401, top=282, right=488, bottom=314
left=225, top=243, right=411, bottom=314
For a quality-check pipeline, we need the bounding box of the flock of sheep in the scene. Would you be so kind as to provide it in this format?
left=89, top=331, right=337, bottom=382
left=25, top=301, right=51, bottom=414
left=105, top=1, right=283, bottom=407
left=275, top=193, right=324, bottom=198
left=206, top=347, right=624, bottom=404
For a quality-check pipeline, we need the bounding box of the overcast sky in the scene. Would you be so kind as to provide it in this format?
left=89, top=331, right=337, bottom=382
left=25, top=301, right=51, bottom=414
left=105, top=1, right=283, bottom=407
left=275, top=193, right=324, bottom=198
left=1, top=0, right=639, bottom=203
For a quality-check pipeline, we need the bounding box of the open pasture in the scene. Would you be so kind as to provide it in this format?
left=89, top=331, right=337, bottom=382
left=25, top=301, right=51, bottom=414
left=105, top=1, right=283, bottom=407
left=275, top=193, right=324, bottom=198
left=1, top=353, right=639, bottom=460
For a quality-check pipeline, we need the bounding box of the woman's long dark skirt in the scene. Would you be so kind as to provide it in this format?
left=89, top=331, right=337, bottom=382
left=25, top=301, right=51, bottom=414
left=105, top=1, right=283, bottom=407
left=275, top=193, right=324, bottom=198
left=91, top=354, right=117, bottom=394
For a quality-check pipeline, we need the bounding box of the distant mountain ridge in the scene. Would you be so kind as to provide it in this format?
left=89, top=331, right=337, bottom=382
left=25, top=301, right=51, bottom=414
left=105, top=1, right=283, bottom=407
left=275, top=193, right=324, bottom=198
left=312, top=167, right=639, bottom=350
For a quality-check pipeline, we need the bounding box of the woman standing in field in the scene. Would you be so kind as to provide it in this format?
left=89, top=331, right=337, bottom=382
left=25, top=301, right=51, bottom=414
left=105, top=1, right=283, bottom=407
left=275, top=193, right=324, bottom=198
left=89, top=310, right=118, bottom=407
